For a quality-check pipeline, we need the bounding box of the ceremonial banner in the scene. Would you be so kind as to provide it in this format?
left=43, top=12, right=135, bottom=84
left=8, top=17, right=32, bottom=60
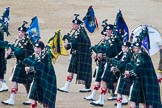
left=48, top=29, right=69, bottom=63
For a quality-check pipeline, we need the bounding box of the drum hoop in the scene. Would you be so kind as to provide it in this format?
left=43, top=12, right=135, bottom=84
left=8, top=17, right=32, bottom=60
left=131, top=24, right=162, bottom=56
left=131, top=24, right=162, bottom=37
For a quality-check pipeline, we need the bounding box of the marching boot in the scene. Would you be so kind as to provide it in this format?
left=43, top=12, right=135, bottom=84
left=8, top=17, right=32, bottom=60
left=90, top=88, right=107, bottom=107
left=57, top=76, right=72, bottom=93
left=80, top=81, right=91, bottom=92
left=1, top=88, right=17, bottom=105
left=79, top=88, right=91, bottom=93
left=84, top=85, right=100, bottom=101
left=23, top=99, right=32, bottom=105
left=0, top=80, right=8, bottom=92
left=107, top=90, right=117, bottom=101
left=58, top=81, right=70, bottom=92
left=121, top=95, right=128, bottom=105
left=116, top=97, right=122, bottom=108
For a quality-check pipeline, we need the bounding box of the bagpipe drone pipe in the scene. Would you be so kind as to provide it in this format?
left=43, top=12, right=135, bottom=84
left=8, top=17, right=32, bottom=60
left=7, top=23, right=29, bottom=59
left=62, top=28, right=77, bottom=44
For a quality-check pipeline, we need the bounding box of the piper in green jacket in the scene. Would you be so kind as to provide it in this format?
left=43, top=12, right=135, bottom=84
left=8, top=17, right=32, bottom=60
left=109, top=42, right=132, bottom=108
left=2, top=25, right=34, bottom=106
left=25, top=41, right=57, bottom=108
left=58, top=14, right=92, bottom=93
left=125, top=41, right=161, bottom=108
left=90, top=24, right=122, bottom=107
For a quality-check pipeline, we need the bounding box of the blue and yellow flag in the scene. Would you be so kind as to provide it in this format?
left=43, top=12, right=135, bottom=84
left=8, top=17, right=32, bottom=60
left=115, top=10, right=129, bottom=42
left=48, top=29, right=69, bottom=63
left=27, top=16, right=40, bottom=43
left=83, top=5, right=98, bottom=33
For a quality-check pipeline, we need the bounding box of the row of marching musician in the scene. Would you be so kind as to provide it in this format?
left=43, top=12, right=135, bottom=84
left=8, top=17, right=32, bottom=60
left=0, top=23, right=57, bottom=108
left=0, top=6, right=162, bottom=108
left=0, top=8, right=57, bottom=108
left=0, top=8, right=93, bottom=107
left=82, top=20, right=162, bottom=108
left=56, top=11, right=162, bottom=107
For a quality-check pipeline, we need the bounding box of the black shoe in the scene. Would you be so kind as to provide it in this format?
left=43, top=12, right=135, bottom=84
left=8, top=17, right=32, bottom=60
left=22, top=101, right=31, bottom=105
left=84, top=97, right=95, bottom=101
left=79, top=88, right=91, bottom=93
left=0, top=89, right=8, bottom=92
left=122, top=102, right=128, bottom=105
left=90, top=102, right=103, bottom=107
left=57, top=88, right=68, bottom=93
left=1, top=101, right=14, bottom=106
left=114, top=102, right=128, bottom=106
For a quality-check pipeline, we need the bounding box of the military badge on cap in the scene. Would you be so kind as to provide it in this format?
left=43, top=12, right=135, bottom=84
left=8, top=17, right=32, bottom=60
left=18, top=26, right=27, bottom=32
left=34, top=41, right=45, bottom=50
left=133, top=41, right=141, bottom=47
left=105, top=24, right=114, bottom=30
left=123, top=42, right=131, bottom=47
left=101, top=24, right=114, bottom=35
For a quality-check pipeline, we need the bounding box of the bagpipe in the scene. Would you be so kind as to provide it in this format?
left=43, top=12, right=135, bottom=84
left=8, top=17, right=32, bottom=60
left=89, top=19, right=111, bottom=66
left=107, top=51, right=123, bottom=74
left=89, top=19, right=108, bottom=53
left=125, top=63, right=138, bottom=78
left=62, top=14, right=85, bottom=44
left=100, top=19, right=108, bottom=36
left=62, top=28, right=77, bottom=44
left=4, top=21, right=32, bottom=59
left=23, top=45, right=49, bottom=67
left=63, top=13, right=90, bottom=44
left=92, top=53, right=121, bottom=78
left=90, top=19, right=120, bottom=56
left=37, top=46, right=49, bottom=62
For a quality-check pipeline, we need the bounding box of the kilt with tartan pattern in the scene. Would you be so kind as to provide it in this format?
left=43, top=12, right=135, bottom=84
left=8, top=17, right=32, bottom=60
left=29, top=53, right=57, bottom=108
left=129, top=78, right=145, bottom=103
left=128, top=51, right=161, bottom=107
left=101, top=63, right=119, bottom=88
left=11, top=36, right=34, bottom=84
left=117, top=75, right=132, bottom=96
left=12, top=62, right=27, bottom=84
left=68, top=54, right=78, bottom=74
left=95, top=59, right=106, bottom=82
left=68, top=28, right=92, bottom=85
left=115, top=51, right=133, bottom=96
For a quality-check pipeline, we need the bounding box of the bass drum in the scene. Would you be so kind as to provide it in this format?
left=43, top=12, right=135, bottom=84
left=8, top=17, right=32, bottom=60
left=131, top=25, right=162, bottom=56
